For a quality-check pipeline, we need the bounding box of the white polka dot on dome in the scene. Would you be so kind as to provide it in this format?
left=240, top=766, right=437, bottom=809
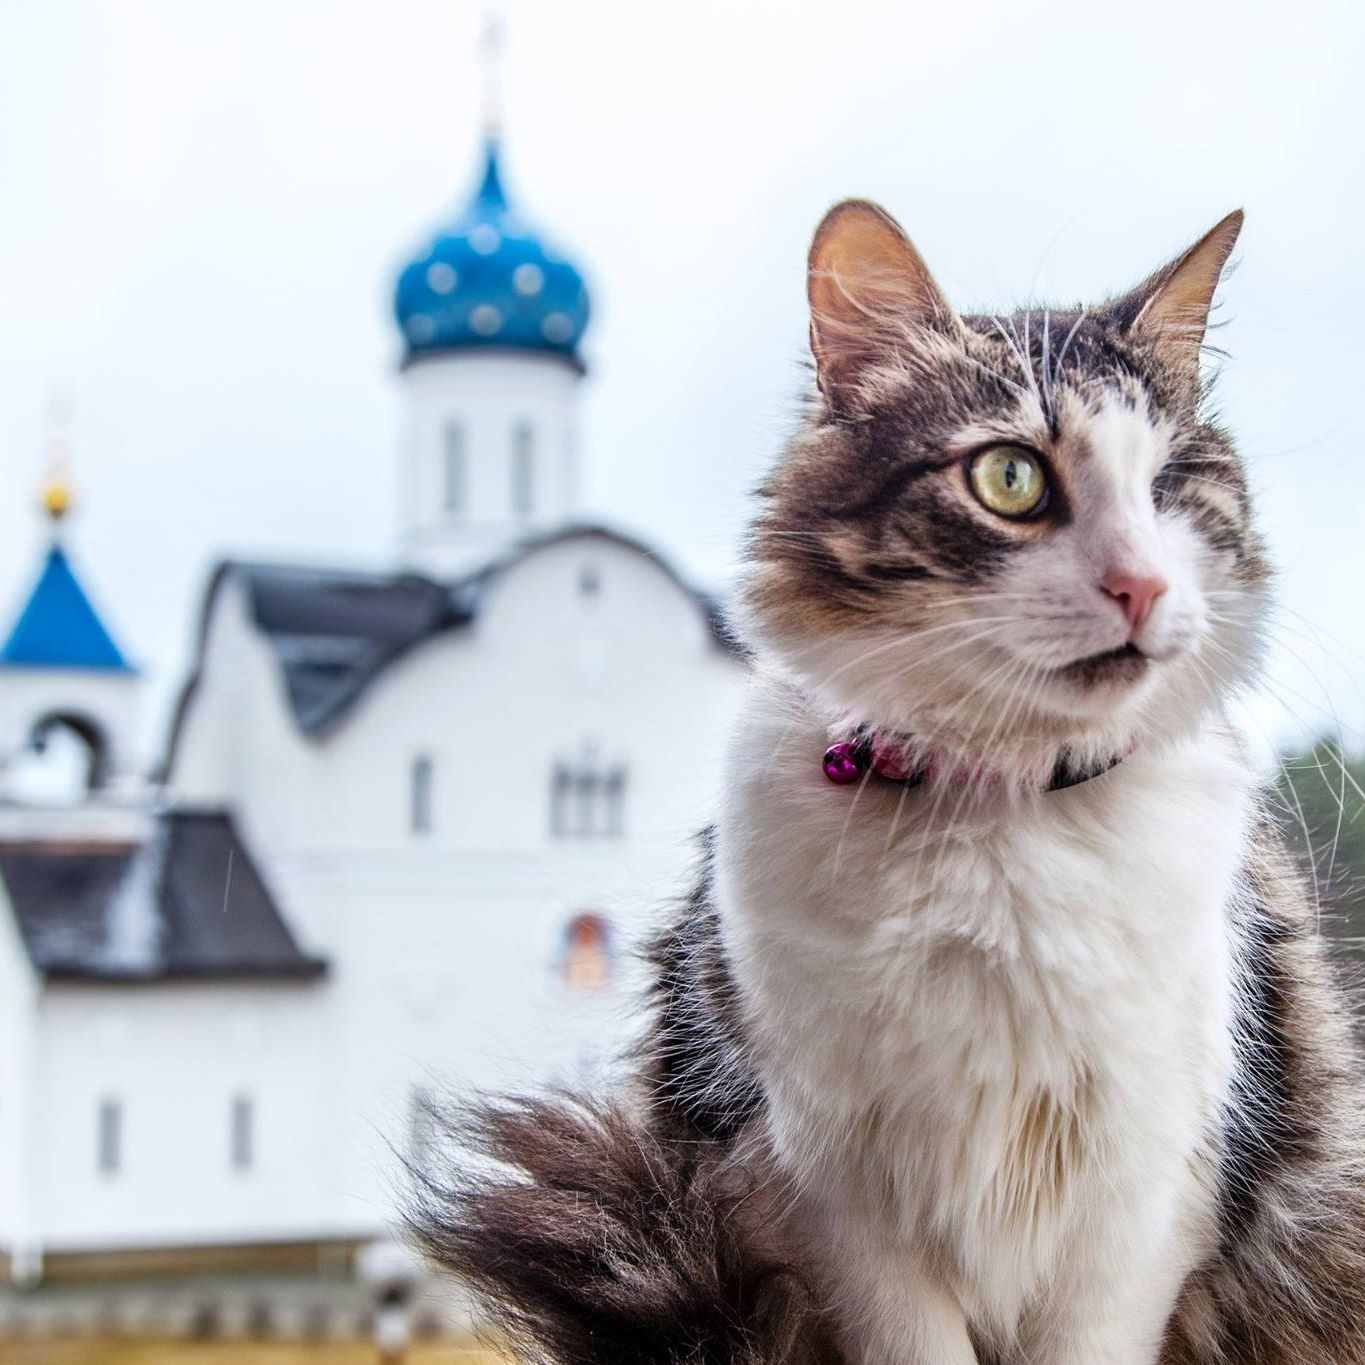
left=426, top=262, right=458, bottom=294
left=513, top=264, right=545, bottom=297
left=469, top=224, right=501, bottom=255
left=469, top=304, right=503, bottom=337
left=541, top=312, right=574, bottom=344
left=405, top=313, right=437, bottom=343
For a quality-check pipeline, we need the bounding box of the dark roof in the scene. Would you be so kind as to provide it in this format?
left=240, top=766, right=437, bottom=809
left=0, top=811, right=326, bottom=983
left=162, top=525, right=739, bottom=775
left=243, top=564, right=476, bottom=736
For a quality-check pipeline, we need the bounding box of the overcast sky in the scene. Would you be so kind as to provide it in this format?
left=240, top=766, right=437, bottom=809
left=1, top=0, right=1361, bottom=764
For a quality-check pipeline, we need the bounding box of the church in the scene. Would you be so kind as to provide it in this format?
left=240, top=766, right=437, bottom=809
left=0, top=120, right=747, bottom=1298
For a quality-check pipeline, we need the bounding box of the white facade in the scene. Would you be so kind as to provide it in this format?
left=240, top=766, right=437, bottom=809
left=0, top=157, right=748, bottom=1280
left=162, top=527, right=742, bottom=1243
left=399, top=350, right=584, bottom=576
left=32, top=982, right=333, bottom=1253
left=0, top=665, right=142, bottom=804
left=0, top=896, right=41, bottom=1282
left=0, top=524, right=745, bottom=1273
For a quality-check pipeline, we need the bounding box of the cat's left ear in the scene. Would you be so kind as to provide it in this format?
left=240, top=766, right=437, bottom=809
left=1112, top=210, right=1244, bottom=382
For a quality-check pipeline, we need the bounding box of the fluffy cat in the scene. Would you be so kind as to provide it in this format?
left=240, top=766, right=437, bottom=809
left=414, top=201, right=1365, bottom=1364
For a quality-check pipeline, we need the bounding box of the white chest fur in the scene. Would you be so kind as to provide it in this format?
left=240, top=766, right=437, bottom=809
left=715, top=675, right=1254, bottom=1357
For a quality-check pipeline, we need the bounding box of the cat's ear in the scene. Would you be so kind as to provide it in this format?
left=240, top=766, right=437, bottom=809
left=808, top=199, right=958, bottom=409
left=1113, top=210, right=1243, bottom=382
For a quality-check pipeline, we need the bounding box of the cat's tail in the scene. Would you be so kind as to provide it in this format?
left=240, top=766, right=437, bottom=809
left=408, top=1091, right=841, bottom=1364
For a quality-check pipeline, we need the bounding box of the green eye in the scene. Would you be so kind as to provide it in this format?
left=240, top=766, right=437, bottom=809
left=968, top=445, right=1047, bottom=518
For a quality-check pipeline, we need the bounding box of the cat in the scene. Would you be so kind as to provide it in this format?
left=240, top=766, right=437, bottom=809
left=412, top=201, right=1365, bottom=1364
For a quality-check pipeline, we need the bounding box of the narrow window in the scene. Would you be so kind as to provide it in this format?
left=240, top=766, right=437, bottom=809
left=512, top=422, right=534, bottom=516
left=574, top=765, right=598, bottom=837
left=230, top=1095, right=254, bottom=1171
left=579, top=564, right=600, bottom=599
left=97, top=1098, right=121, bottom=1176
left=604, top=765, right=627, bottom=837
left=550, top=762, right=572, bottom=836
left=411, top=755, right=433, bottom=836
left=443, top=422, right=465, bottom=515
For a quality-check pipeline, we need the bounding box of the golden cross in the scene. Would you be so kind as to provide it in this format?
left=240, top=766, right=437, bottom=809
left=41, top=394, right=74, bottom=522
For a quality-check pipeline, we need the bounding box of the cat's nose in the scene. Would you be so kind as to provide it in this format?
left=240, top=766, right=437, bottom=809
left=1101, top=570, right=1168, bottom=634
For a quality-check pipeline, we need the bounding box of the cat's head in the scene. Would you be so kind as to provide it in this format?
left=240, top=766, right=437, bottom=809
left=739, top=201, right=1267, bottom=780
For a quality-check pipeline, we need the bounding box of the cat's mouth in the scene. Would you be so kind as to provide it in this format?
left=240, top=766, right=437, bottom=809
left=1056, top=641, right=1150, bottom=687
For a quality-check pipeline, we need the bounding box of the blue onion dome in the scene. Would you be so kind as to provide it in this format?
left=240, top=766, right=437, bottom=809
left=394, top=137, right=591, bottom=369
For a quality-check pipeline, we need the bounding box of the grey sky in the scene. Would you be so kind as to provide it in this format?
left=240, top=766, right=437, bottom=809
left=1, top=0, right=1361, bottom=761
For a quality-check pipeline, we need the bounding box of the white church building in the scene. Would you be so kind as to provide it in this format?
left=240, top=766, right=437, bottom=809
left=0, top=128, right=746, bottom=1295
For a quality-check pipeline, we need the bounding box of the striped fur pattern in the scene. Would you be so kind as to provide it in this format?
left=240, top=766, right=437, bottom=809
left=1162, top=834, right=1365, bottom=1363
left=414, top=203, right=1365, bottom=1362
left=409, top=1092, right=842, bottom=1364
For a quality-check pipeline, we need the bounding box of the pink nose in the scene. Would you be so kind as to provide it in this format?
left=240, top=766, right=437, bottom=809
left=1101, top=570, right=1167, bottom=634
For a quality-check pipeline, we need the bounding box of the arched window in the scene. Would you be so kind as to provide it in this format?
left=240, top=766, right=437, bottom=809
left=560, top=913, right=612, bottom=992
left=443, top=421, right=465, bottom=515
left=410, top=754, right=434, bottom=835
left=512, top=421, right=534, bottom=516
left=23, top=711, right=108, bottom=795
left=550, top=746, right=628, bottom=838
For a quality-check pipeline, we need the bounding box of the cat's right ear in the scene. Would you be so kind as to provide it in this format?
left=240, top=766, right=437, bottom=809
left=808, top=199, right=958, bottom=409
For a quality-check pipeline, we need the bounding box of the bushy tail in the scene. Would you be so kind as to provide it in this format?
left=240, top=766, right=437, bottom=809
left=409, top=1093, right=842, bottom=1364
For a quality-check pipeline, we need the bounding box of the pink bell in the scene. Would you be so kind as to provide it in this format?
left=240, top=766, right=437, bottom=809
left=822, top=742, right=864, bottom=785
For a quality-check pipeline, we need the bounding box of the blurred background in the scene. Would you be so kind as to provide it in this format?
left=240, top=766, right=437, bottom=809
left=0, top=0, right=1361, bottom=1359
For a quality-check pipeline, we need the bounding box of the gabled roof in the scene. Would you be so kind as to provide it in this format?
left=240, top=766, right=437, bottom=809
left=242, top=563, right=476, bottom=736
left=0, top=545, right=133, bottom=672
left=162, top=525, right=739, bottom=775
left=0, top=810, right=326, bottom=983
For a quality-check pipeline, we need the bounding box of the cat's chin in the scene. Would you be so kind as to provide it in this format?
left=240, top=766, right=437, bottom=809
left=1054, top=642, right=1151, bottom=689
left=1025, top=653, right=1168, bottom=726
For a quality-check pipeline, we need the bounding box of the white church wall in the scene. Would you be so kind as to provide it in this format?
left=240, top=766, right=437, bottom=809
left=207, top=532, right=741, bottom=863
left=398, top=351, right=581, bottom=576
left=33, top=981, right=344, bottom=1252
left=170, top=575, right=303, bottom=819
left=468, top=532, right=743, bottom=848
left=0, top=801, right=152, bottom=849
left=0, top=105, right=764, bottom=1272
left=0, top=667, right=141, bottom=797
left=267, top=864, right=658, bottom=1233
left=0, top=885, right=41, bottom=1274
left=162, top=530, right=746, bottom=1236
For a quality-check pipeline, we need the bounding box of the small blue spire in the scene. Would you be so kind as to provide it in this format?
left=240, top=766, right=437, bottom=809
left=1, top=545, right=134, bottom=672
left=474, top=136, right=508, bottom=210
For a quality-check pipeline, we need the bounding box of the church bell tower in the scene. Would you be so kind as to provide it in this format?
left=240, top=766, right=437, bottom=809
left=391, top=33, right=591, bottom=576
left=0, top=416, right=142, bottom=804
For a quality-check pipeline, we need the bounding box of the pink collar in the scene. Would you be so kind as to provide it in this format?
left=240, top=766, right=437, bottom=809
left=821, top=728, right=1126, bottom=793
